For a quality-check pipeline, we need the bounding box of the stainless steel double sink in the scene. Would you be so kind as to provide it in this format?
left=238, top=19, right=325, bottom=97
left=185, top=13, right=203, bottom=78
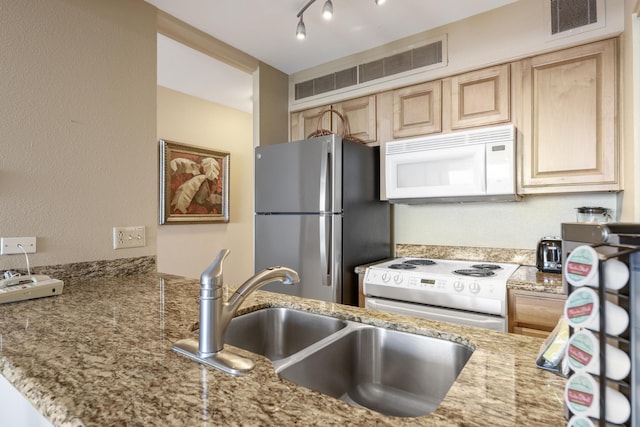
left=223, top=307, right=473, bottom=418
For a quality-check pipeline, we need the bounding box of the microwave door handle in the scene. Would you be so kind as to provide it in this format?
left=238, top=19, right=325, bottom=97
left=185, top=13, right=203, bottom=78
left=319, top=215, right=332, bottom=287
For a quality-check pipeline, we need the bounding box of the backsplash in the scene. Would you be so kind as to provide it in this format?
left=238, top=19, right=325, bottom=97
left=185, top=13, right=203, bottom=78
left=1, top=256, right=156, bottom=285
left=396, top=244, right=536, bottom=266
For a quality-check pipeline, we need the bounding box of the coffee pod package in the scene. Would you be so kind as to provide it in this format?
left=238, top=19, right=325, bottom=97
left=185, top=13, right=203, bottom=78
left=564, top=287, right=629, bottom=336
left=566, top=415, right=596, bottom=427
left=564, top=245, right=629, bottom=290
left=564, top=372, right=630, bottom=424
left=565, top=329, right=631, bottom=381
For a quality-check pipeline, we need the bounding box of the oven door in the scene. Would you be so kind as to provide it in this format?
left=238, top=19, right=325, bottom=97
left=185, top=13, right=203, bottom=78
left=365, top=297, right=507, bottom=332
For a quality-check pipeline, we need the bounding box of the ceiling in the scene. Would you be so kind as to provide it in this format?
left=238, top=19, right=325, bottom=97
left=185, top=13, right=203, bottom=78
left=148, top=0, right=518, bottom=113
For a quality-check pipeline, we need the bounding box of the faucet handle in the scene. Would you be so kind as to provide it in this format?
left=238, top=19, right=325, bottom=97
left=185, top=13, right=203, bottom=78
left=200, top=249, right=230, bottom=289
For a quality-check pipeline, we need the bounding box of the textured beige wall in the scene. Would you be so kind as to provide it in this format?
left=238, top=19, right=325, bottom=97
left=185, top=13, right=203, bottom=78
left=0, top=0, right=157, bottom=271
left=254, top=62, right=289, bottom=146
left=156, top=86, right=254, bottom=286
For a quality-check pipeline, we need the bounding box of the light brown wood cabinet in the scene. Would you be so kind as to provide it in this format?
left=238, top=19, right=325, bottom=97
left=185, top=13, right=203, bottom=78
left=508, top=289, right=566, bottom=338
left=290, top=105, right=328, bottom=141
left=290, top=38, right=620, bottom=197
left=290, top=95, right=377, bottom=144
left=515, top=38, right=620, bottom=194
left=289, top=60, right=519, bottom=146
left=391, top=64, right=510, bottom=139
left=443, top=63, right=511, bottom=130
left=332, top=96, right=377, bottom=143
left=392, top=81, right=442, bottom=138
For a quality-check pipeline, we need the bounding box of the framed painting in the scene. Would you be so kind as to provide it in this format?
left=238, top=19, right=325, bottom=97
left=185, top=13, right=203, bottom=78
left=159, top=140, right=230, bottom=224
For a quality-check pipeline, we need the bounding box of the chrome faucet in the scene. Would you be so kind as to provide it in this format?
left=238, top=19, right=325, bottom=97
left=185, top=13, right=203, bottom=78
left=173, top=249, right=299, bottom=374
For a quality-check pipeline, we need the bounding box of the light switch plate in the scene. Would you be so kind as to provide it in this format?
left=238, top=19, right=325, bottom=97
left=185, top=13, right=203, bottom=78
left=113, top=226, right=146, bottom=249
left=0, top=237, right=37, bottom=255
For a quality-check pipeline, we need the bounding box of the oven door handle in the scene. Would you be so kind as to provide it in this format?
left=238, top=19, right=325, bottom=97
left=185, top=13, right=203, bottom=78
left=364, top=297, right=507, bottom=332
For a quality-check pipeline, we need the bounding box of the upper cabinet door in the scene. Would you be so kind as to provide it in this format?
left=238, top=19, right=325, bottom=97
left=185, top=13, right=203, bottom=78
left=392, top=81, right=442, bottom=139
left=444, top=64, right=510, bottom=130
left=517, top=38, right=619, bottom=194
left=290, top=95, right=377, bottom=144
left=332, top=95, right=377, bottom=144
left=290, top=106, right=328, bottom=141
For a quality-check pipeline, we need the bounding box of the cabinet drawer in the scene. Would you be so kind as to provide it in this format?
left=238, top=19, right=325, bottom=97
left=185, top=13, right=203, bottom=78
left=509, top=290, right=566, bottom=332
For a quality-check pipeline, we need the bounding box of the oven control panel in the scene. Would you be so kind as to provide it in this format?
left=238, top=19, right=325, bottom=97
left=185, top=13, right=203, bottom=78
left=363, top=268, right=503, bottom=299
left=363, top=267, right=507, bottom=316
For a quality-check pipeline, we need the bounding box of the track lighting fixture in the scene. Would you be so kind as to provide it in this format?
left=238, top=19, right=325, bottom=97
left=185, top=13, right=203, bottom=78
left=296, top=0, right=385, bottom=40
left=296, top=16, right=306, bottom=39
left=322, top=0, right=333, bottom=20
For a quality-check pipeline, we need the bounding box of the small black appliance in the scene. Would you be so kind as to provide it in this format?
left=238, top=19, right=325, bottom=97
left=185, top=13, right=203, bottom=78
left=536, top=237, right=562, bottom=273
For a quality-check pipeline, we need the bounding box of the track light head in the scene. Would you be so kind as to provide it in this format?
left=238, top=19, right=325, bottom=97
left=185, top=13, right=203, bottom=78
left=322, top=0, right=333, bottom=20
left=296, top=16, right=306, bottom=39
left=296, top=0, right=381, bottom=39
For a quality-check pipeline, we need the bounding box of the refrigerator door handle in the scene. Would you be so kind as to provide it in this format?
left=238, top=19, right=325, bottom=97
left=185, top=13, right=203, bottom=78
left=319, top=215, right=332, bottom=287
left=318, top=141, right=332, bottom=213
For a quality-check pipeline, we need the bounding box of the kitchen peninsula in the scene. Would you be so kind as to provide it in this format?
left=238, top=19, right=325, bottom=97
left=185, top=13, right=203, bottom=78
left=0, top=266, right=566, bottom=426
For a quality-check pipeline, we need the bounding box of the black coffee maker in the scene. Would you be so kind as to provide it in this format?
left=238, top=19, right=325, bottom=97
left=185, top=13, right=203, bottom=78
left=536, top=237, right=562, bottom=273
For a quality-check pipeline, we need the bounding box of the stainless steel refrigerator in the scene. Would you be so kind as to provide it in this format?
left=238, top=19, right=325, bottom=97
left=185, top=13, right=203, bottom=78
left=254, top=134, right=390, bottom=305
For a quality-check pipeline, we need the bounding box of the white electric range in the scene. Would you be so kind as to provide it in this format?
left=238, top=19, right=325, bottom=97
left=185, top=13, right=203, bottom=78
left=363, top=257, right=519, bottom=332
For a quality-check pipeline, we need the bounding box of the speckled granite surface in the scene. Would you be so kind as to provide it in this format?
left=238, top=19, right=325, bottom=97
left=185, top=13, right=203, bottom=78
left=2, top=256, right=156, bottom=284
left=508, top=266, right=564, bottom=294
left=0, top=267, right=567, bottom=426
left=395, top=244, right=537, bottom=267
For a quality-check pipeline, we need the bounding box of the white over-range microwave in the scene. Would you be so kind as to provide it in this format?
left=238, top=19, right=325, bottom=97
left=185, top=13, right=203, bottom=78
left=385, top=124, right=520, bottom=203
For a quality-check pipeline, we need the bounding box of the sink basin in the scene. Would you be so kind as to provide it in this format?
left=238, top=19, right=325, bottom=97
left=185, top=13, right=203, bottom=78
left=223, top=307, right=473, bottom=418
left=278, top=326, right=473, bottom=417
left=224, top=307, right=347, bottom=360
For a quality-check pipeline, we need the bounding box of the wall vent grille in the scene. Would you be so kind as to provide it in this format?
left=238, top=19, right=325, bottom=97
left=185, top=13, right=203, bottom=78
left=294, top=40, right=444, bottom=100
left=294, top=67, right=358, bottom=100
left=359, top=41, right=443, bottom=84
left=550, top=0, right=598, bottom=35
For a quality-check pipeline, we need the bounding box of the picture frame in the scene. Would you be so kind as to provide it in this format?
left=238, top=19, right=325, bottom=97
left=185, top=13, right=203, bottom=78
left=159, top=140, right=230, bottom=224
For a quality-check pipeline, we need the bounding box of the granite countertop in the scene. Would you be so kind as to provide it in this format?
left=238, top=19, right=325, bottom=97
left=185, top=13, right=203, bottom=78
left=0, top=272, right=567, bottom=426
left=508, top=266, right=564, bottom=294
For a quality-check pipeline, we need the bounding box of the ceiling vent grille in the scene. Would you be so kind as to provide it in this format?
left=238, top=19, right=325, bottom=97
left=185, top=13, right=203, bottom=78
left=550, top=0, right=598, bottom=34
left=294, top=40, right=444, bottom=100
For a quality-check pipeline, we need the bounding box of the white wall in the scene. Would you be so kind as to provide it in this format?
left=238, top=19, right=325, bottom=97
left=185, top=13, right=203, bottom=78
left=0, top=0, right=157, bottom=271
left=156, top=87, right=254, bottom=286
left=394, top=193, right=618, bottom=250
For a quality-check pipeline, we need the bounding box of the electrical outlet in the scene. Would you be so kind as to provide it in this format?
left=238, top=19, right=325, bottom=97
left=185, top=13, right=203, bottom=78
left=112, top=226, right=145, bottom=250
left=0, top=237, right=37, bottom=255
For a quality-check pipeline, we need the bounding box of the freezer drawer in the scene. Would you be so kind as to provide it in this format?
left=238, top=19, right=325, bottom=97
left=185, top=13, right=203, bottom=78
left=255, top=214, right=342, bottom=303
